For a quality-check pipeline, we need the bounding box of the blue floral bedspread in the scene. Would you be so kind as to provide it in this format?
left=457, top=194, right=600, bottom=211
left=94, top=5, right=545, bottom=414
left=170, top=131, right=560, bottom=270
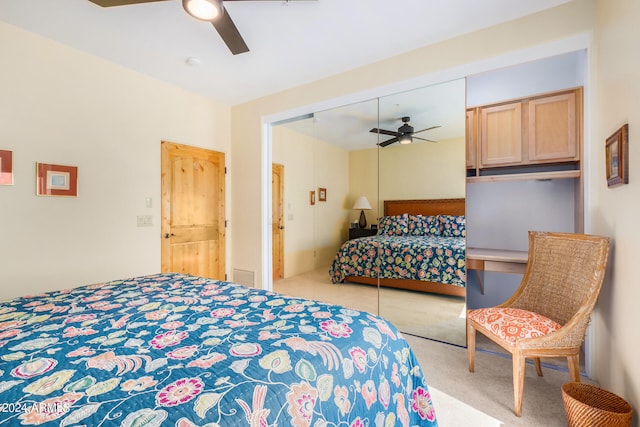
left=329, top=235, right=466, bottom=288
left=0, top=273, right=437, bottom=426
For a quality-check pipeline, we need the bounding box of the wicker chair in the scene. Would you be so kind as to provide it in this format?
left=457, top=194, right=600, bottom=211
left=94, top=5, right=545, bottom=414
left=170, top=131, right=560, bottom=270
left=467, top=231, right=610, bottom=417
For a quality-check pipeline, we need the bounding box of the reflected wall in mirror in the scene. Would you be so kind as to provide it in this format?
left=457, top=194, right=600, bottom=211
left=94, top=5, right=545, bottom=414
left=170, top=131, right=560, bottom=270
left=271, top=99, right=380, bottom=313
left=372, top=79, right=468, bottom=345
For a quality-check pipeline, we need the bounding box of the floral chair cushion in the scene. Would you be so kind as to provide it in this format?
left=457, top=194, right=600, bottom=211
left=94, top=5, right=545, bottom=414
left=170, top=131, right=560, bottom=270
left=467, top=307, right=562, bottom=345
left=408, top=215, right=440, bottom=236
left=438, top=215, right=466, bottom=237
left=378, top=214, right=410, bottom=236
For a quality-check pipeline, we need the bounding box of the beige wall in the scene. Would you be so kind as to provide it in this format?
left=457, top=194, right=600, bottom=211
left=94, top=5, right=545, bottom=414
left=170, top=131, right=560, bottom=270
left=0, top=22, right=231, bottom=299
left=272, top=126, right=349, bottom=277
left=348, top=149, right=379, bottom=226
left=592, top=0, right=640, bottom=414
left=313, top=139, right=350, bottom=266
left=348, top=138, right=466, bottom=224
left=272, top=126, right=315, bottom=277
left=379, top=137, right=466, bottom=204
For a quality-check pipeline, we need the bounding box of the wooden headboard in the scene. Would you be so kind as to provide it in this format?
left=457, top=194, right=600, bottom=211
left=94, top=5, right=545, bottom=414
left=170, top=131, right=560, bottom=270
left=384, top=198, right=465, bottom=216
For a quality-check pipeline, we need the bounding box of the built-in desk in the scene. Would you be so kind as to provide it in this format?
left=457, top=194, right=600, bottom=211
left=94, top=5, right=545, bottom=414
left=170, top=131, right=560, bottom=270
left=467, top=248, right=529, bottom=295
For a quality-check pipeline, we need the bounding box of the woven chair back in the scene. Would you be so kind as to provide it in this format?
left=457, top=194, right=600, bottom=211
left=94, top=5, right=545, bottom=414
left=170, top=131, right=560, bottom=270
left=510, top=232, right=610, bottom=327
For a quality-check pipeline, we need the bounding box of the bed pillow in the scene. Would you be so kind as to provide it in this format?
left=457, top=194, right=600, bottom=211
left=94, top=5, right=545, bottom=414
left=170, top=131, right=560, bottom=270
left=378, top=214, right=410, bottom=236
left=408, top=214, right=440, bottom=236
left=438, top=215, right=466, bottom=237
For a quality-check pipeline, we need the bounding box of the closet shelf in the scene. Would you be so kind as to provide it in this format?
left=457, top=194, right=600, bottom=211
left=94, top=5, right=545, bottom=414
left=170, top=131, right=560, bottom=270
left=466, top=170, right=580, bottom=184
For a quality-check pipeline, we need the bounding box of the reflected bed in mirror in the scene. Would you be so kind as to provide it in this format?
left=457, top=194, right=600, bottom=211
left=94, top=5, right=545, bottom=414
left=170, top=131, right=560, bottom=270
left=329, top=199, right=466, bottom=297
left=329, top=198, right=467, bottom=346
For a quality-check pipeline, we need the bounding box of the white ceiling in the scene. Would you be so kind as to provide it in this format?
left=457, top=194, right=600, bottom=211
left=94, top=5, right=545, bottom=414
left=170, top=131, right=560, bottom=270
left=0, top=0, right=571, bottom=106
left=280, top=78, right=467, bottom=151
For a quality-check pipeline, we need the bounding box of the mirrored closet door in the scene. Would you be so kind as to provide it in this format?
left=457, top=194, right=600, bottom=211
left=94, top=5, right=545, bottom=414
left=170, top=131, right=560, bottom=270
left=376, top=79, right=467, bottom=346
left=271, top=98, right=381, bottom=313
left=271, top=78, right=468, bottom=346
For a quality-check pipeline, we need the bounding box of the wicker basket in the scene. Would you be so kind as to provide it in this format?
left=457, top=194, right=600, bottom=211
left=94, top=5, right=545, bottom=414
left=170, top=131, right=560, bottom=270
left=562, top=382, right=633, bottom=427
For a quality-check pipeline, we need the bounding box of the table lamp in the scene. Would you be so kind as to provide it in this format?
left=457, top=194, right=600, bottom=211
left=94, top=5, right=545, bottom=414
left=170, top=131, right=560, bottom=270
left=352, top=196, right=372, bottom=229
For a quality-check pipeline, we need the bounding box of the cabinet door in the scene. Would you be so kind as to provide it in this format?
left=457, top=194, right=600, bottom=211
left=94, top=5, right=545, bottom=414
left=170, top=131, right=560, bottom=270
left=528, top=91, right=578, bottom=162
left=480, top=102, right=522, bottom=167
left=466, top=108, right=477, bottom=169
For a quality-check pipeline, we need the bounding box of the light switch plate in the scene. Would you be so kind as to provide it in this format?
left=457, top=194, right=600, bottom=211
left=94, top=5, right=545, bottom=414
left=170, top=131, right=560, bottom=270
left=137, top=215, right=153, bottom=227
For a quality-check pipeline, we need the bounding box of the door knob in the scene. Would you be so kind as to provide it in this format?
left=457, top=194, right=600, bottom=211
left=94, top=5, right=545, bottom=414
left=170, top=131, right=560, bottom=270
left=279, top=226, right=284, bottom=230
left=163, top=233, right=176, bottom=239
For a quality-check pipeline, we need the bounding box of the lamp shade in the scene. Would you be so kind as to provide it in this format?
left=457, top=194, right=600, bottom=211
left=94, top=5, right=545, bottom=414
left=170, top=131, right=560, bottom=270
left=352, top=196, right=372, bottom=210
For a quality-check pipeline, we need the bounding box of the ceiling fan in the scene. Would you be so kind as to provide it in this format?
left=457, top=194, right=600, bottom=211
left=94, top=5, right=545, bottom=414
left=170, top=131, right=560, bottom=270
left=370, top=116, right=441, bottom=147
left=87, top=0, right=313, bottom=55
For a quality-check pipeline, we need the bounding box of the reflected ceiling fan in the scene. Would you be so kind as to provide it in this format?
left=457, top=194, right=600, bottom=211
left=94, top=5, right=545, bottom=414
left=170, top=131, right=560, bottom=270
left=370, top=116, right=441, bottom=147
left=88, top=0, right=314, bottom=55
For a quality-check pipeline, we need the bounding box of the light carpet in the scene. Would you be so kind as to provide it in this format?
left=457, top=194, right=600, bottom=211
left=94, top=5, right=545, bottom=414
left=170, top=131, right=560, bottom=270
left=430, top=386, right=503, bottom=427
left=404, top=334, right=595, bottom=427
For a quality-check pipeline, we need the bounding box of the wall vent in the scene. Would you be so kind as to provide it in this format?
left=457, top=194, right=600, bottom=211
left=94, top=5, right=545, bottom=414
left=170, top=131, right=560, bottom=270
left=233, top=269, right=255, bottom=287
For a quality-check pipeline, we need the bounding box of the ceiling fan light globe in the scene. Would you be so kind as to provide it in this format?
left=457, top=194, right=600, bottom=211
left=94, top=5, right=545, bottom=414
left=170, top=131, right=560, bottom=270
left=399, top=134, right=412, bottom=144
left=183, top=0, right=222, bottom=21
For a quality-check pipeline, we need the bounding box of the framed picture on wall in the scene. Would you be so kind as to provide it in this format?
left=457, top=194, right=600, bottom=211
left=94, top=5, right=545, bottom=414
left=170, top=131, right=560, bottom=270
left=36, top=162, right=78, bottom=197
left=605, top=123, right=629, bottom=188
left=318, top=187, right=327, bottom=202
left=0, top=149, right=13, bottom=185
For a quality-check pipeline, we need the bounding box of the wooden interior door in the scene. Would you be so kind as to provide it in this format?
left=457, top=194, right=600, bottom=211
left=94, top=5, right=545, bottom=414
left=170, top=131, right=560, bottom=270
left=161, top=141, right=225, bottom=280
left=272, top=163, right=284, bottom=280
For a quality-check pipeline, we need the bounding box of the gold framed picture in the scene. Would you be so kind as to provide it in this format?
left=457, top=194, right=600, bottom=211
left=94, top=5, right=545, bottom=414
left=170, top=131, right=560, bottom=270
left=605, top=124, right=629, bottom=188
left=318, top=187, right=327, bottom=202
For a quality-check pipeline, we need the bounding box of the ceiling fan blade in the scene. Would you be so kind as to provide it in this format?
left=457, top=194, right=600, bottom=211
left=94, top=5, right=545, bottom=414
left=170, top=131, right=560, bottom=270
left=87, top=0, right=168, bottom=6
left=370, top=128, right=400, bottom=137
left=413, top=125, right=441, bottom=134
left=211, top=6, right=249, bottom=55
left=378, top=137, right=399, bottom=147
left=413, top=136, right=437, bottom=143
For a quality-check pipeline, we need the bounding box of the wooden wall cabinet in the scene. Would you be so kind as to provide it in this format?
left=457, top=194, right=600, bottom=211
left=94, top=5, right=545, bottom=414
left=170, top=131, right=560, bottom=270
left=467, top=88, right=581, bottom=177
left=480, top=101, right=522, bottom=167
left=527, top=91, right=578, bottom=162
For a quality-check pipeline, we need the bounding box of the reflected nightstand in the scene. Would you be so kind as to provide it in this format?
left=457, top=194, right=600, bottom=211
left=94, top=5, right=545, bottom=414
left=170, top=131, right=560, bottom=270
left=348, top=228, right=377, bottom=240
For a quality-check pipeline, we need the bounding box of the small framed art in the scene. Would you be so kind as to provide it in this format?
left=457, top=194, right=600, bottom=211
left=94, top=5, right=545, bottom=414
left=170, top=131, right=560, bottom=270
left=318, top=187, right=327, bottom=202
left=309, top=190, right=315, bottom=205
left=605, top=124, right=629, bottom=188
left=0, top=149, right=13, bottom=185
left=36, top=162, right=78, bottom=197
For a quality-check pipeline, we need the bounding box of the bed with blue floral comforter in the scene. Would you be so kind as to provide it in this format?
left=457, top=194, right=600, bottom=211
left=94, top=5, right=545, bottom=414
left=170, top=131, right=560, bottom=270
left=0, top=273, right=437, bottom=426
left=329, top=235, right=466, bottom=288
left=329, top=213, right=466, bottom=295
